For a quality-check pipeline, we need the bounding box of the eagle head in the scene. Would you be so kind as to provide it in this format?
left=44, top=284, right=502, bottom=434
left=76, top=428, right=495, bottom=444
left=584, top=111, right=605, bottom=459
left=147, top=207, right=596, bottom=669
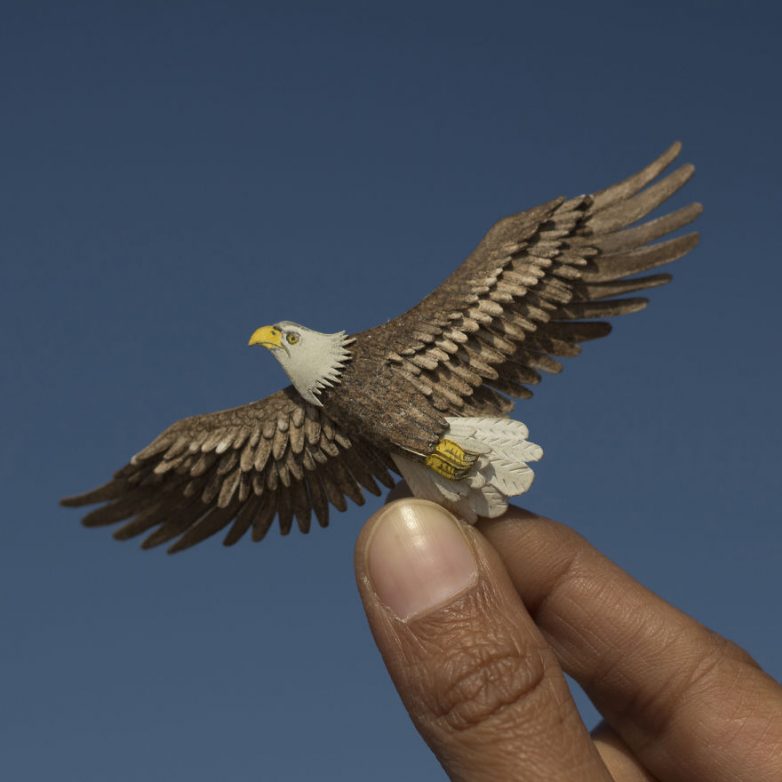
left=248, top=321, right=353, bottom=407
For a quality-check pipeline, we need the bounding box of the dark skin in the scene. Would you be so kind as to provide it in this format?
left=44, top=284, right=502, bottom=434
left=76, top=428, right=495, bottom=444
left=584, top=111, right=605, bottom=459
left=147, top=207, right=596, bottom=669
left=354, top=486, right=782, bottom=781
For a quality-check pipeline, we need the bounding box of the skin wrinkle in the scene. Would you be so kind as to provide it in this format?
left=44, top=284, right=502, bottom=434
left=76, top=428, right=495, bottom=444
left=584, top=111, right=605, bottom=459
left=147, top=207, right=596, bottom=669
left=753, top=716, right=782, bottom=772
left=717, top=684, right=752, bottom=749
left=539, top=577, right=639, bottom=676
left=612, top=632, right=756, bottom=767
left=580, top=611, right=687, bottom=724
left=524, top=537, right=590, bottom=626
left=358, top=504, right=614, bottom=781
left=526, top=538, right=655, bottom=665
left=402, top=604, right=601, bottom=781
left=701, top=665, right=769, bottom=763
left=400, top=580, right=554, bottom=736
left=485, top=518, right=625, bottom=668
left=633, top=640, right=782, bottom=782
left=362, top=497, right=782, bottom=781
left=625, top=635, right=735, bottom=751
left=483, top=513, right=745, bottom=745
left=480, top=510, right=782, bottom=782
left=512, top=530, right=677, bottom=709
left=432, top=645, right=549, bottom=735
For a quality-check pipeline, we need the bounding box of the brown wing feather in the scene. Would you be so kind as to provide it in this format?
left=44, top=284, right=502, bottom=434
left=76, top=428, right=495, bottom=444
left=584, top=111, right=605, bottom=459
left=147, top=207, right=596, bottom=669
left=370, top=142, right=701, bottom=412
left=61, top=386, right=396, bottom=553
left=63, top=142, right=699, bottom=548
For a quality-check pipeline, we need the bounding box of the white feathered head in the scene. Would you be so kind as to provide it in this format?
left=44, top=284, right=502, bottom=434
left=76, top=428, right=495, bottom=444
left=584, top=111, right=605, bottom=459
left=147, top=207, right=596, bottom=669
left=248, top=321, right=353, bottom=406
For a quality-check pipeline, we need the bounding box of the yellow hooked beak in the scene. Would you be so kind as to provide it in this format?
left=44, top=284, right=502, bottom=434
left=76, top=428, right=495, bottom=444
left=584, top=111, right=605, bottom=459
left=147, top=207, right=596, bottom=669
left=248, top=325, right=283, bottom=349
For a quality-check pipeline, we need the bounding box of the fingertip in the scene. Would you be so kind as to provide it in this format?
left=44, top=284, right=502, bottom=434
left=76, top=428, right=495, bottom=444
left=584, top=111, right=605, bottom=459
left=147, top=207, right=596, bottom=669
left=354, top=497, right=413, bottom=577
left=357, top=499, right=479, bottom=622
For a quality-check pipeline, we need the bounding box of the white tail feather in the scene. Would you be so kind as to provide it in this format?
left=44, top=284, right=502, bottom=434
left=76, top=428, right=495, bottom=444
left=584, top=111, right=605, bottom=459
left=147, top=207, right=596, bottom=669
left=392, top=416, right=543, bottom=523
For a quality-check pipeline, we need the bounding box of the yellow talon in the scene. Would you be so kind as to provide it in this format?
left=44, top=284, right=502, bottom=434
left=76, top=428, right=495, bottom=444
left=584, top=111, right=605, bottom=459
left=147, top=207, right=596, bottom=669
left=425, top=439, right=478, bottom=481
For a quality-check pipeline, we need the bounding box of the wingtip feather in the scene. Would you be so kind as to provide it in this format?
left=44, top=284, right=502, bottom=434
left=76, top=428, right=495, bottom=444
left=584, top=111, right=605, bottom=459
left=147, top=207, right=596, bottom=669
left=591, top=140, right=686, bottom=211
left=60, top=481, right=122, bottom=508
left=60, top=495, right=86, bottom=508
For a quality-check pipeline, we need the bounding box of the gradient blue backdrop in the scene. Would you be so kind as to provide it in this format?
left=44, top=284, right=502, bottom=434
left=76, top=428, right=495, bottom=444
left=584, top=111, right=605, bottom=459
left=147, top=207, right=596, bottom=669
left=1, top=2, right=780, bottom=779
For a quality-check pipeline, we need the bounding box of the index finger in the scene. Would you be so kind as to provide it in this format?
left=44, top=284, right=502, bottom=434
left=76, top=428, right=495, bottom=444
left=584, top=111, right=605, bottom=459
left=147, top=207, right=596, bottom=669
left=479, top=509, right=782, bottom=782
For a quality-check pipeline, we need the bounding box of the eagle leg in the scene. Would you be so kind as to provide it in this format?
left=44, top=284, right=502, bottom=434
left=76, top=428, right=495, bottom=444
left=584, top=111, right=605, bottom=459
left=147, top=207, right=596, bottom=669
left=424, top=439, right=480, bottom=481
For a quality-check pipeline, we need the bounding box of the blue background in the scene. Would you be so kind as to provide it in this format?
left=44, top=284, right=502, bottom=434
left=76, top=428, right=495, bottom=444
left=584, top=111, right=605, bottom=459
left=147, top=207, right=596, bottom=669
left=1, top=2, right=780, bottom=779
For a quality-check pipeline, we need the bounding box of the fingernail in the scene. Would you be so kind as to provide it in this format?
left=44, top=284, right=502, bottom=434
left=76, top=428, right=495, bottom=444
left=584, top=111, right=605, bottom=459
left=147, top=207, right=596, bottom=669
left=366, top=500, right=479, bottom=621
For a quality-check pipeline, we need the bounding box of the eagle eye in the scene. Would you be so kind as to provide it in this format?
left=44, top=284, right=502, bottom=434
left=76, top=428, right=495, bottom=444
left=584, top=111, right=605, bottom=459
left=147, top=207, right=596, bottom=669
left=286, top=333, right=300, bottom=345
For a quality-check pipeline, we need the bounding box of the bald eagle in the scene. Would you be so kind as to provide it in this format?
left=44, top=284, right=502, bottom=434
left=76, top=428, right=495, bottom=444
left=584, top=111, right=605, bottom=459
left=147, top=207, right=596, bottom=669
left=62, top=142, right=701, bottom=552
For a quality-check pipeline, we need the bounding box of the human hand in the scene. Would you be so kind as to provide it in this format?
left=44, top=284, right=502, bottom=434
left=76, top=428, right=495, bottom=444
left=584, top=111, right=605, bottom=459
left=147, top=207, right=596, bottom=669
left=354, top=494, right=782, bottom=781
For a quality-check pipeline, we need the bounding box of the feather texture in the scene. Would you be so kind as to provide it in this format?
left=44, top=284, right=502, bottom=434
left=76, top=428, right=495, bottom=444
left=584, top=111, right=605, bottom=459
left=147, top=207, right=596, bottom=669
left=393, top=417, right=543, bottom=522
left=355, top=141, right=700, bottom=424
left=63, top=141, right=701, bottom=551
left=62, top=387, right=396, bottom=552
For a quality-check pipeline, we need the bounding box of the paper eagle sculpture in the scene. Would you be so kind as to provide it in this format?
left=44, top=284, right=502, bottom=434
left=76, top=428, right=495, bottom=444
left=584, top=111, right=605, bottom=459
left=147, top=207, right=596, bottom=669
left=63, top=142, right=701, bottom=552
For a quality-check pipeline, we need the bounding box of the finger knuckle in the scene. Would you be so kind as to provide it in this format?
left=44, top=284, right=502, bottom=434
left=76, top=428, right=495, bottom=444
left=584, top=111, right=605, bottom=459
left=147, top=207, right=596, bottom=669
left=628, top=629, right=764, bottom=747
left=415, top=635, right=551, bottom=734
left=681, top=632, right=759, bottom=700
left=706, top=632, right=761, bottom=671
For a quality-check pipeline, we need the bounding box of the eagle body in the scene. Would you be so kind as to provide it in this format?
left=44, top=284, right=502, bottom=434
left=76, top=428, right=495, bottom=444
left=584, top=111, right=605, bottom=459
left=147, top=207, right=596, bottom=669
left=320, top=343, right=443, bottom=456
left=63, top=142, right=702, bottom=552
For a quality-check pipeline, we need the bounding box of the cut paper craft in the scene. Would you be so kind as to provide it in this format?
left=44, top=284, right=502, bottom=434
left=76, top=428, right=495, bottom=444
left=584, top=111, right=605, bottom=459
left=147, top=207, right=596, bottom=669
left=62, top=142, right=701, bottom=552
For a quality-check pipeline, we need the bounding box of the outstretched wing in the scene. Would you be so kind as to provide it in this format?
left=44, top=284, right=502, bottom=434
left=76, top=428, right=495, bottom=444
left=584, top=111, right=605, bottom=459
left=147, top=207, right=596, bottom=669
left=368, top=142, right=701, bottom=414
left=61, top=387, right=396, bottom=553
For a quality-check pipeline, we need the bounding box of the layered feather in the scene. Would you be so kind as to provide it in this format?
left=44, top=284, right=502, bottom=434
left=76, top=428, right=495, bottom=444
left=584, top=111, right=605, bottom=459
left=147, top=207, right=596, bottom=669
left=393, top=417, right=543, bottom=522
left=373, top=141, right=701, bottom=419
left=63, top=141, right=701, bottom=551
left=62, top=388, right=396, bottom=552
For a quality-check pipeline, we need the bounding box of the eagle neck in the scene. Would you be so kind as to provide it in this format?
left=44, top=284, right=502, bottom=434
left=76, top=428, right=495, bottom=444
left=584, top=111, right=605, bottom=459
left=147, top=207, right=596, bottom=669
left=278, top=331, right=354, bottom=407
